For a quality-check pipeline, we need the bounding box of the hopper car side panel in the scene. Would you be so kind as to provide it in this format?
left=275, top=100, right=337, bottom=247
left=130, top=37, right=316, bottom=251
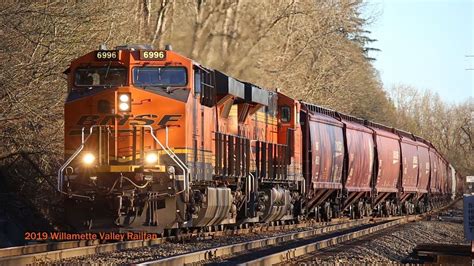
left=400, top=137, right=419, bottom=193
left=439, top=158, right=449, bottom=194
left=415, top=142, right=430, bottom=193
left=447, top=164, right=454, bottom=196
left=437, top=153, right=445, bottom=194
left=307, top=114, right=345, bottom=188
left=370, top=128, right=401, bottom=193
left=341, top=121, right=374, bottom=192
left=429, top=149, right=440, bottom=194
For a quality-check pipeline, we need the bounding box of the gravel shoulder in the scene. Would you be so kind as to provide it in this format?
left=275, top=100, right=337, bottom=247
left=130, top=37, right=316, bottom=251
left=55, top=223, right=326, bottom=264
left=290, top=199, right=466, bottom=265
left=55, top=200, right=466, bottom=265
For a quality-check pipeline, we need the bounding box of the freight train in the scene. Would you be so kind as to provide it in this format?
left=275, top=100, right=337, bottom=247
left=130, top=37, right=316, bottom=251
left=59, top=44, right=462, bottom=231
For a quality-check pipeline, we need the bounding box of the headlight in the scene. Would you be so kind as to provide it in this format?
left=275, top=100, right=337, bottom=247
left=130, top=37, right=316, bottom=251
left=145, top=153, right=158, bottom=164
left=119, top=94, right=130, bottom=102
left=119, top=102, right=130, bottom=111
left=83, top=153, right=95, bottom=165
left=118, top=93, right=131, bottom=112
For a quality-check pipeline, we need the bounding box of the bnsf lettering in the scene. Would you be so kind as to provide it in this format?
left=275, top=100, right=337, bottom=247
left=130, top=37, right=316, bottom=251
left=158, top=115, right=181, bottom=126
left=77, top=115, right=100, bottom=126
left=75, top=114, right=181, bottom=127
left=130, top=114, right=158, bottom=126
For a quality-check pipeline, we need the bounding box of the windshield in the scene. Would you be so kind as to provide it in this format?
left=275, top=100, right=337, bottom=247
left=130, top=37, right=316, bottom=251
left=133, top=67, right=187, bottom=87
left=75, top=67, right=127, bottom=87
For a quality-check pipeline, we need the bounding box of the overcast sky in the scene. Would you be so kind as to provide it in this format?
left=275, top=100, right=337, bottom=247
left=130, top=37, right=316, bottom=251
left=364, top=0, right=473, bottom=103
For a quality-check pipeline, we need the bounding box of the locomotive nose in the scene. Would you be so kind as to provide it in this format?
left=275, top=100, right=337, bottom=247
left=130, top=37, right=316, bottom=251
left=65, top=86, right=186, bottom=171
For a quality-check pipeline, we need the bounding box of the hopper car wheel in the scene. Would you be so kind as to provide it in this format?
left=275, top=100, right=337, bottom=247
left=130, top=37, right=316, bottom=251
left=388, top=203, right=392, bottom=216
left=390, top=203, right=396, bottom=216
left=415, top=200, right=421, bottom=214
left=357, top=201, right=364, bottom=218
left=401, top=202, right=406, bottom=215
left=349, top=205, right=356, bottom=219
left=381, top=203, right=385, bottom=216
left=383, top=201, right=390, bottom=216
left=315, top=206, right=320, bottom=222
left=365, top=203, right=372, bottom=217
left=324, top=203, right=332, bottom=221
left=332, top=205, right=341, bottom=219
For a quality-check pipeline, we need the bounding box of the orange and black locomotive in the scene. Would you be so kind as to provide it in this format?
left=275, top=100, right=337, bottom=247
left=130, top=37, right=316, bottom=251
left=59, top=44, right=459, bottom=231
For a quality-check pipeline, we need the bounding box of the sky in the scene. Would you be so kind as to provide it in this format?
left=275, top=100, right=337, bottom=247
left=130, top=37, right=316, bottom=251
left=364, top=0, right=473, bottom=103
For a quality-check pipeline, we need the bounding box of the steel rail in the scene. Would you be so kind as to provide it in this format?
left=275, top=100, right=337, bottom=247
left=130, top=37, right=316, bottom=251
left=0, top=238, right=165, bottom=266
left=0, top=218, right=333, bottom=259
left=138, top=199, right=460, bottom=266
left=238, top=218, right=409, bottom=266
left=0, top=200, right=458, bottom=265
left=241, top=199, right=461, bottom=266
left=0, top=239, right=100, bottom=258
left=137, top=218, right=393, bottom=266
left=0, top=218, right=349, bottom=265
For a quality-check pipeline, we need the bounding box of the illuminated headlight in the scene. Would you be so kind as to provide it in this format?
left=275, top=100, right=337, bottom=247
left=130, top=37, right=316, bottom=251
left=119, top=94, right=130, bottom=102
left=145, top=153, right=158, bottom=164
left=82, top=153, right=95, bottom=165
left=119, top=102, right=130, bottom=111
left=118, top=93, right=131, bottom=112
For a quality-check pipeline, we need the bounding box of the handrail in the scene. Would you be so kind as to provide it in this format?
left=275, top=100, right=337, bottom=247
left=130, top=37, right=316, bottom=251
left=247, top=172, right=255, bottom=202
left=165, top=126, right=190, bottom=181
left=57, top=126, right=100, bottom=200
left=58, top=125, right=190, bottom=200
left=146, top=125, right=189, bottom=196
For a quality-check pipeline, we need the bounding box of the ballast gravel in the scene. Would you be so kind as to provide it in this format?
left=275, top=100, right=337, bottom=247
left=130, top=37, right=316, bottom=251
left=54, top=224, right=319, bottom=264
left=54, top=201, right=465, bottom=265
left=293, top=200, right=466, bottom=265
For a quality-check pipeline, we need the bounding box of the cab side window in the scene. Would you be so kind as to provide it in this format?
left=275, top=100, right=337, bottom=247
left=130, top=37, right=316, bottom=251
left=195, top=66, right=216, bottom=107
left=194, top=68, right=201, bottom=95
left=281, top=106, right=291, bottom=123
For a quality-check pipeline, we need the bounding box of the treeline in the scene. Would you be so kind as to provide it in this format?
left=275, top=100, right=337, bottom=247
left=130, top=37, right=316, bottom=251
left=389, top=85, right=473, bottom=178
left=0, top=0, right=470, bottom=216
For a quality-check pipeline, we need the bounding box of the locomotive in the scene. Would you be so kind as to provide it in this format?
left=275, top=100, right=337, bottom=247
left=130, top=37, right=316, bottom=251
left=59, top=44, right=459, bottom=231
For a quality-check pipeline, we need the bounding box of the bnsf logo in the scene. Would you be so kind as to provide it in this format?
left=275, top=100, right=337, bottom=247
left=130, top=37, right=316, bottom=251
left=75, top=114, right=181, bottom=126
left=68, top=114, right=182, bottom=135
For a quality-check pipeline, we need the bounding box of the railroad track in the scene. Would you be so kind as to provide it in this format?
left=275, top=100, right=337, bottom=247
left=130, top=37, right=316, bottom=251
left=138, top=217, right=402, bottom=266
left=138, top=200, right=459, bottom=266
left=0, top=200, right=457, bottom=266
left=0, top=218, right=347, bottom=265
